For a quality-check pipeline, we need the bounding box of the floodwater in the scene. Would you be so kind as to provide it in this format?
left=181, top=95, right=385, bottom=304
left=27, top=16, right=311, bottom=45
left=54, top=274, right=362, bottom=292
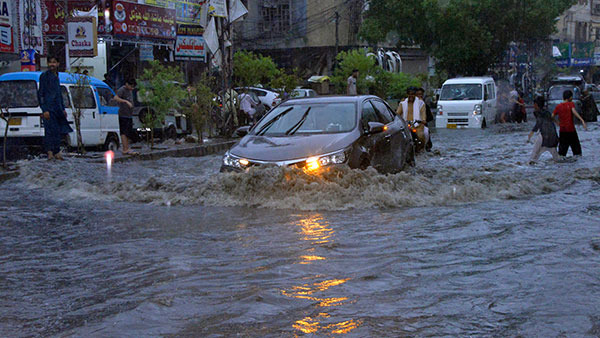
left=1, top=122, right=600, bottom=337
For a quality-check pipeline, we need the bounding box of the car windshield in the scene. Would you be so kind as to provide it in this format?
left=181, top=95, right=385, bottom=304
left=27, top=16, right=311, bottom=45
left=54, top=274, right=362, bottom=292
left=0, top=80, right=39, bottom=108
left=548, top=87, right=580, bottom=101
left=252, top=102, right=356, bottom=136
left=440, top=84, right=483, bottom=100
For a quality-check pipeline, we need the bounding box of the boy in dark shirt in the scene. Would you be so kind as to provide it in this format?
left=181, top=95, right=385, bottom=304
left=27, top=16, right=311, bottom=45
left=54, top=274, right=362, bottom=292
left=527, top=96, right=559, bottom=164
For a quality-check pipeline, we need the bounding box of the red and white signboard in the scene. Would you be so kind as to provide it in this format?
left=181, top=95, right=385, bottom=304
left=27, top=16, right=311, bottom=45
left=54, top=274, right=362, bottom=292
left=0, top=0, right=16, bottom=53
left=67, top=17, right=97, bottom=57
left=175, top=35, right=205, bottom=61
left=112, top=1, right=176, bottom=40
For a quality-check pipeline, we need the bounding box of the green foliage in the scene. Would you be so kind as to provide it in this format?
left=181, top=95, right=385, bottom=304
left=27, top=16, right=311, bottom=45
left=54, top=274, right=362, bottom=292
left=139, top=60, right=186, bottom=147
left=233, top=51, right=280, bottom=87
left=270, top=69, right=300, bottom=95
left=360, top=0, right=577, bottom=76
left=332, top=49, right=420, bottom=98
left=183, top=73, right=216, bottom=143
left=68, top=72, right=91, bottom=154
left=332, top=49, right=377, bottom=94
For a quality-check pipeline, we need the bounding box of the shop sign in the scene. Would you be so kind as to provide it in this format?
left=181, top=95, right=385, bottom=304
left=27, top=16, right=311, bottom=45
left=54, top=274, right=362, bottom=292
left=67, top=17, right=97, bottom=57
left=112, top=1, right=176, bottom=40
left=20, top=48, right=36, bottom=71
left=554, top=42, right=570, bottom=68
left=0, top=0, right=16, bottom=53
left=43, top=0, right=94, bottom=36
left=140, top=44, right=154, bottom=61
left=571, top=42, right=594, bottom=67
left=20, top=0, right=44, bottom=54
left=176, top=0, right=207, bottom=25
left=209, top=0, right=226, bottom=18
left=177, top=24, right=203, bottom=36
left=175, top=35, right=205, bottom=61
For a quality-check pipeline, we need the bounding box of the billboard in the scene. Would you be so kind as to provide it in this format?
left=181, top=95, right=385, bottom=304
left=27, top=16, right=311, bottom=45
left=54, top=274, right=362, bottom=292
left=43, top=0, right=95, bottom=36
left=112, top=1, right=176, bottom=40
left=67, top=17, right=97, bottom=57
left=20, top=0, right=44, bottom=54
left=571, top=42, right=594, bottom=66
left=0, top=0, right=16, bottom=53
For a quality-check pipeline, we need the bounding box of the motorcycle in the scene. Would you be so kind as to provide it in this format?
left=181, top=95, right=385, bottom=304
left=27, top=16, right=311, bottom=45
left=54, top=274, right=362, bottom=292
left=407, top=120, right=432, bottom=153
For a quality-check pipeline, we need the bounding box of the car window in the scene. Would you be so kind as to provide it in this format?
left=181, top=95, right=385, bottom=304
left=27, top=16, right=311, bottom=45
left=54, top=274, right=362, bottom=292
left=97, top=87, right=118, bottom=107
left=70, top=86, right=97, bottom=109
left=361, top=101, right=383, bottom=130
left=61, top=86, right=72, bottom=108
left=0, top=80, right=39, bottom=108
left=254, top=90, right=266, bottom=97
left=370, top=100, right=394, bottom=123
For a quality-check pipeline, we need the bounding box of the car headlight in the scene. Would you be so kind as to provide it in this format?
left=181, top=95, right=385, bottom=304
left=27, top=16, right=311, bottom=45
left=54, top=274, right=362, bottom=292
left=222, top=152, right=250, bottom=169
left=437, top=105, right=443, bottom=115
left=473, top=104, right=482, bottom=115
left=304, top=149, right=348, bottom=172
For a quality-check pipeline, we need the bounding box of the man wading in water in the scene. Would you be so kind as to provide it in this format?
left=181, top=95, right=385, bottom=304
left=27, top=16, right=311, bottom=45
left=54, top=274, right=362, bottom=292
left=552, top=90, right=587, bottom=158
left=38, top=56, right=73, bottom=160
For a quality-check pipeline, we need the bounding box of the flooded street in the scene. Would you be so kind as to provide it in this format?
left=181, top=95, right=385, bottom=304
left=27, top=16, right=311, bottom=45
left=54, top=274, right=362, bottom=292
left=2, top=123, right=600, bottom=336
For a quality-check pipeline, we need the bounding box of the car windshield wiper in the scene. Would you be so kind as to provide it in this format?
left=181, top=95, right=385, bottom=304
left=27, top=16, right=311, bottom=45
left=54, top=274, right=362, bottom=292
left=285, top=107, right=311, bottom=135
left=256, top=107, right=294, bottom=136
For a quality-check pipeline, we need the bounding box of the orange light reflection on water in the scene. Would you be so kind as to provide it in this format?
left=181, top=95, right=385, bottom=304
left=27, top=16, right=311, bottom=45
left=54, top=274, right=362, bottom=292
left=284, top=214, right=361, bottom=335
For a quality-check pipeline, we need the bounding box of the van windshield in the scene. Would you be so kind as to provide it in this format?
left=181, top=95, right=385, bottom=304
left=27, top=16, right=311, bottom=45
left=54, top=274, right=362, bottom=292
left=548, top=86, right=580, bottom=101
left=0, top=80, right=39, bottom=108
left=440, top=84, right=483, bottom=100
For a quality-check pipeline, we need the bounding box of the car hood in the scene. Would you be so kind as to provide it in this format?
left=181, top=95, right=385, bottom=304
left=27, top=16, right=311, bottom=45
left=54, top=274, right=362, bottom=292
left=230, top=132, right=358, bottom=162
left=438, top=100, right=481, bottom=112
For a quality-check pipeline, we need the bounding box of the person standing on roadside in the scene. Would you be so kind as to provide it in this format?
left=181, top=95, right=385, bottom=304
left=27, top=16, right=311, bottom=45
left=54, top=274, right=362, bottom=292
left=347, top=69, right=358, bottom=96
left=552, top=90, right=587, bottom=157
left=38, top=56, right=73, bottom=160
left=527, top=96, right=560, bottom=164
left=580, top=90, right=598, bottom=122
left=113, top=78, right=139, bottom=155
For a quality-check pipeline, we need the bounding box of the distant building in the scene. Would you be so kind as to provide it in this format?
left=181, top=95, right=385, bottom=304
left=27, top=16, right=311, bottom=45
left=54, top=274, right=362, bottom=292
left=233, top=0, right=430, bottom=76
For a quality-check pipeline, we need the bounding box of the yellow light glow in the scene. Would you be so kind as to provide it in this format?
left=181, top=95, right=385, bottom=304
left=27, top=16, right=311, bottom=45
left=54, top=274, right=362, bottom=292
left=239, top=158, right=249, bottom=166
left=383, top=125, right=388, bottom=131
left=305, top=157, right=320, bottom=171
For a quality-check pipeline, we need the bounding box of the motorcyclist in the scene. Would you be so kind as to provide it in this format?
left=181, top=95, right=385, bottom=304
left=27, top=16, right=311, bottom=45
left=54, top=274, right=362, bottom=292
left=416, top=87, right=433, bottom=151
left=396, top=86, right=429, bottom=150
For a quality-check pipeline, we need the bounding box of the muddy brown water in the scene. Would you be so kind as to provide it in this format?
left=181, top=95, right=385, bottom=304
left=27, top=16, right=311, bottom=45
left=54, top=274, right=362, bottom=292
left=1, top=123, right=600, bottom=336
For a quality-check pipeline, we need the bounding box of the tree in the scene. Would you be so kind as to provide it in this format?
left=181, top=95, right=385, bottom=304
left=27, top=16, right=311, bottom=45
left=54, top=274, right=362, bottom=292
left=233, top=51, right=280, bottom=88
left=331, top=49, right=378, bottom=94
left=0, top=100, right=13, bottom=169
left=68, top=72, right=91, bottom=154
left=360, top=0, right=577, bottom=76
left=270, top=69, right=300, bottom=96
left=183, top=74, right=217, bottom=143
left=139, top=61, right=186, bottom=148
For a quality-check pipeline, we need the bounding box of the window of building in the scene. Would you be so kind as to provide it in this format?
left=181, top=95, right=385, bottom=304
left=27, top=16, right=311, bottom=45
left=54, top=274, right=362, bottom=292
left=259, top=1, right=291, bottom=36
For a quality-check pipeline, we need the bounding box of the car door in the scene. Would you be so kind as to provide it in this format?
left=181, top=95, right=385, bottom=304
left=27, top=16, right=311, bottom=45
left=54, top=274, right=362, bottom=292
left=371, top=99, right=410, bottom=170
left=485, top=82, right=497, bottom=124
left=96, top=86, right=120, bottom=140
left=358, top=99, right=388, bottom=170
left=69, top=84, right=102, bottom=146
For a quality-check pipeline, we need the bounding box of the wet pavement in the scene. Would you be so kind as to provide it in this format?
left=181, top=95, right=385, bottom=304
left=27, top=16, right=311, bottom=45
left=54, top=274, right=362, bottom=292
left=1, top=121, right=600, bottom=336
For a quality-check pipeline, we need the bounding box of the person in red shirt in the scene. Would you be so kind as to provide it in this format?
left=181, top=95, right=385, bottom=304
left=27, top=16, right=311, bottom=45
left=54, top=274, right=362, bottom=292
left=552, top=90, right=587, bottom=157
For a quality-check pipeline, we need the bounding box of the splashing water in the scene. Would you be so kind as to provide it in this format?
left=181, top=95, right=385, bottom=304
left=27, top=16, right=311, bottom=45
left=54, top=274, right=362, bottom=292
left=104, top=150, right=114, bottom=180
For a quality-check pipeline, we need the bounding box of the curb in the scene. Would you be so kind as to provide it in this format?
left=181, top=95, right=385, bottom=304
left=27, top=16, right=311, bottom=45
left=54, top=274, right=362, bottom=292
left=108, top=140, right=237, bottom=163
left=0, top=170, right=19, bottom=184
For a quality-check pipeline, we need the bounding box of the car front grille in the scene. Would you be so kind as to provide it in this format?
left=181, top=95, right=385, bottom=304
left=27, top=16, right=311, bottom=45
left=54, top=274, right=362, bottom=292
left=448, top=118, right=469, bottom=123
left=448, top=112, right=469, bottom=116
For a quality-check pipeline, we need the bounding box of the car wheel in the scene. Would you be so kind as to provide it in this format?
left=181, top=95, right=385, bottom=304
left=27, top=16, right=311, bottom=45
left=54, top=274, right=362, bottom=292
left=104, top=134, right=119, bottom=152
left=359, top=157, right=370, bottom=170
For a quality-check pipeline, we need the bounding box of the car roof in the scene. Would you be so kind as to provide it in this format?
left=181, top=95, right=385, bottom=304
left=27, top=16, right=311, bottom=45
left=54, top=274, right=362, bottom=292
left=0, top=71, right=110, bottom=88
left=280, top=95, right=378, bottom=105
left=443, top=77, right=494, bottom=85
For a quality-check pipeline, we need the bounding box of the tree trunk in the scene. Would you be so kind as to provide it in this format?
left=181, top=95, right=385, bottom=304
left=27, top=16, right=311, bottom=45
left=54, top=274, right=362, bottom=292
left=74, top=110, right=84, bottom=154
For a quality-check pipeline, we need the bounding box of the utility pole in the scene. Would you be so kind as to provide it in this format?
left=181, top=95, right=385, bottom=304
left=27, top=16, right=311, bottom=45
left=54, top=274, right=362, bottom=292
left=334, top=11, right=339, bottom=58
left=64, top=0, right=70, bottom=71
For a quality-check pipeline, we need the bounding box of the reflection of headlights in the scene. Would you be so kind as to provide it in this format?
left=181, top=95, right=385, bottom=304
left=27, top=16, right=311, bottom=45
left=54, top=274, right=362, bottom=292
left=222, top=152, right=250, bottom=169
left=304, top=149, right=348, bottom=172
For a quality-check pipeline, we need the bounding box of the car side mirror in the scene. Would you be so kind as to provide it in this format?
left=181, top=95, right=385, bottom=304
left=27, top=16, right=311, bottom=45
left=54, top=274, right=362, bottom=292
left=367, top=121, right=385, bottom=134
left=234, top=125, right=250, bottom=137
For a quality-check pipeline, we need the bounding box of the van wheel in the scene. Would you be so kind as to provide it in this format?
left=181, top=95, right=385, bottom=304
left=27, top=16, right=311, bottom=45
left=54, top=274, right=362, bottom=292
left=104, top=134, right=119, bottom=152
left=481, top=119, right=487, bottom=129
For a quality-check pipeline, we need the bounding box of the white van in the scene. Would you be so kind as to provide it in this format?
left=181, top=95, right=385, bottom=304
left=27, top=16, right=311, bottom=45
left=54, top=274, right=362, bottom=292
left=435, top=77, right=497, bottom=128
left=0, top=72, right=121, bottom=151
